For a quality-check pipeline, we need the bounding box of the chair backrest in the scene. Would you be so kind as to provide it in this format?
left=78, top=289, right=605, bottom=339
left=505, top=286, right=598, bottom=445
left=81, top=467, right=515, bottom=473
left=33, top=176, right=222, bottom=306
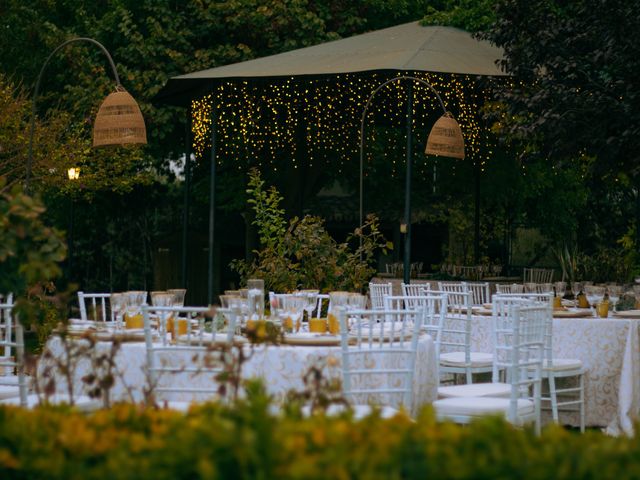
left=1, top=294, right=14, bottom=361
left=78, top=292, right=112, bottom=322
left=337, top=308, right=422, bottom=410
left=493, top=303, right=546, bottom=425
left=523, top=267, right=554, bottom=284
left=496, top=283, right=525, bottom=294
left=435, top=290, right=474, bottom=361
left=401, top=282, right=430, bottom=299
left=314, top=294, right=330, bottom=318
left=368, top=282, right=393, bottom=310
left=459, top=266, right=480, bottom=280
left=143, top=305, right=238, bottom=404
left=464, top=282, right=490, bottom=305
left=0, top=300, right=27, bottom=405
left=384, top=294, right=448, bottom=358
left=492, top=293, right=552, bottom=378
left=437, top=281, right=467, bottom=295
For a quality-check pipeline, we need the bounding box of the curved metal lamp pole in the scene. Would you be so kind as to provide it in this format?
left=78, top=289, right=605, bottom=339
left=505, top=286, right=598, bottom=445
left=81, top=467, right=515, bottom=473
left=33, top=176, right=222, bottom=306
left=25, top=37, right=145, bottom=193
left=359, top=75, right=463, bottom=284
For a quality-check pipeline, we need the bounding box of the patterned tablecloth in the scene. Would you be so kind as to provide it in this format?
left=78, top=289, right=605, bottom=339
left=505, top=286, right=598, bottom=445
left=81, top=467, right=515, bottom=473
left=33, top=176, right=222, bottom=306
left=42, top=334, right=438, bottom=416
left=469, top=315, right=640, bottom=435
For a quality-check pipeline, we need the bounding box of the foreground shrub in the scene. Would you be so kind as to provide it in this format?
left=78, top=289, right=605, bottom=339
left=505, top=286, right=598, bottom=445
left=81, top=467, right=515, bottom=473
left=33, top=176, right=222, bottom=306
left=0, top=394, right=639, bottom=480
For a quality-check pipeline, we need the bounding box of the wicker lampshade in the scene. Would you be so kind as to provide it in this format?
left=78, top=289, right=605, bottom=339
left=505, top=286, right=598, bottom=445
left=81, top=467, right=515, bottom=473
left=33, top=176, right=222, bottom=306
left=425, top=112, right=465, bottom=159
left=93, top=87, right=147, bottom=147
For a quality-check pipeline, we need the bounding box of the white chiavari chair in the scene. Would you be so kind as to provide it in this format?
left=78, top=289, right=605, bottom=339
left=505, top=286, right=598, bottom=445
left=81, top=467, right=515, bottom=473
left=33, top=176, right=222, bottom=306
left=523, top=267, right=554, bottom=284
left=491, top=292, right=584, bottom=430
left=464, top=282, right=491, bottom=306
left=78, top=291, right=112, bottom=322
left=368, top=282, right=393, bottom=310
left=384, top=294, right=448, bottom=360
left=143, top=304, right=238, bottom=411
left=435, top=289, right=494, bottom=384
left=435, top=303, right=547, bottom=434
left=0, top=301, right=100, bottom=411
left=401, top=282, right=431, bottom=298
left=337, top=307, right=422, bottom=417
left=0, top=298, right=27, bottom=402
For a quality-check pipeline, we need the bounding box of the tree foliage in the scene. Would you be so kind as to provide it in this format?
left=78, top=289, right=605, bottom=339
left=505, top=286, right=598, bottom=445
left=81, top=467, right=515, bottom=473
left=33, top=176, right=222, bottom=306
left=231, top=169, right=392, bottom=293
left=485, top=0, right=640, bottom=178
left=0, top=180, right=68, bottom=326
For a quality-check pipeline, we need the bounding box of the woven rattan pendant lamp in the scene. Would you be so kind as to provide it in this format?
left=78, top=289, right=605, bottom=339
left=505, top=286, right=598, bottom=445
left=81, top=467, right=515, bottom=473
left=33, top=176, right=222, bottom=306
left=25, top=37, right=147, bottom=192
left=93, top=86, right=147, bottom=146
left=425, top=111, right=465, bottom=159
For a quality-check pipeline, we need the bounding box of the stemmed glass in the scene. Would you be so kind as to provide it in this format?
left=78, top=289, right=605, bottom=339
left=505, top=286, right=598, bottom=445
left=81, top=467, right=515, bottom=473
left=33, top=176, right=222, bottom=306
left=151, top=291, right=175, bottom=337
left=167, top=289, right=186, bottom=307
left=110, top=293, right=127, bottom=331
left=298, top=289, right=319, bottom=323
left=247, top=279, right=265, bottom=320
left=327, top=292, right=350, bottom=335
left=280, top=295, right=306, bottom=333
left=584, top=285, right=605, bottom=316
left=607, top=284, right=623, bottom=312
left=124, top=291, right=146, bottom=329
left=554, top=281, right=566, bottom=308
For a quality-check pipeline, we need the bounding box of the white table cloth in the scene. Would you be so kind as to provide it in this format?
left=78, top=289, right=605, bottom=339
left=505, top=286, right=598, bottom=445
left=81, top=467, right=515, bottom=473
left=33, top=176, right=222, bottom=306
left=469, top=315, right=640, bottom=435
left=41, top=334, right=437, bottom=416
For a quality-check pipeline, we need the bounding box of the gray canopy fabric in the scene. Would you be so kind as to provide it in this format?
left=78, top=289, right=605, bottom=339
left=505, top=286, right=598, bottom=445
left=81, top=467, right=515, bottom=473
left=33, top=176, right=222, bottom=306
left=155, top=22, right=506, bottom=105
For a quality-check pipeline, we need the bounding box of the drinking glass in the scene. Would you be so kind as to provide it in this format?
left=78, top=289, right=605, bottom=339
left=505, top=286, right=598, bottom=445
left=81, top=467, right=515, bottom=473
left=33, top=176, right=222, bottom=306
left=280, top=295, right=305, bottom=333
left=607, top=284, right=623, bottom=311
left=149, top=292, right=173, bottom=335
left=298, top=289, right=319, bottom=322
left=110, top=293, right=127, bottom=331
left=347, top=293, right=368, bottom=310
left=584, top=285, right=606, bottom=316
left=327, top=292, right=351, bottom=334
left=124, top=291, right=146, bottom=329
left=167, top=289, right=186, bottom=307
left=219, top=294, right=240, bottom=308
left=246, top=279, right=265, bottom=320
left=572, top=281, right=584, bottom=298
left=553, top=281, right=566, bottom=308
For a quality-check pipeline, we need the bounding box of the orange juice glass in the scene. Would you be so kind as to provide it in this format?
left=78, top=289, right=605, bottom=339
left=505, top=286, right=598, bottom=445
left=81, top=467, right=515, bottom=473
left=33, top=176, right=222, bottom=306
left=309, top=317, right=327, bottom=333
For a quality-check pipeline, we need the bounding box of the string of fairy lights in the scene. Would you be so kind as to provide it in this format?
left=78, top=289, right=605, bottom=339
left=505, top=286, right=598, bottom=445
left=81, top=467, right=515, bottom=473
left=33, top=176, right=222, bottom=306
left=190, top=72, right=497, bottom=179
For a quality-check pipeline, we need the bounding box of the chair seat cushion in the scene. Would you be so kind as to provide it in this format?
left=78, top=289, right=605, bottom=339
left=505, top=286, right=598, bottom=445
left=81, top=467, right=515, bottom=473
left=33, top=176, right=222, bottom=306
left=1, top=394, right=101, bottom=412
left=434, top=396, right=534, bottom=417
left=302, top=404, right=401, bottom=420
left=0, top=375, right=19, bottom=386
left=440, top=351, right=493, bottom=367
left=438, top=382, right=511, bottom=399
left=0, top=385, right=21, bottom=400
left=543, top=358, right=583, bottom=371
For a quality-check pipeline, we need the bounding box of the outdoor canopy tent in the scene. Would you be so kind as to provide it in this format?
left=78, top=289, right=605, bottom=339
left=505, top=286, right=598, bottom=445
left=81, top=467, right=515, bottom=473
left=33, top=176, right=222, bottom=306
left=154, top=21, right=507, bottom=300
left=156, top=22, right=506, bottom=106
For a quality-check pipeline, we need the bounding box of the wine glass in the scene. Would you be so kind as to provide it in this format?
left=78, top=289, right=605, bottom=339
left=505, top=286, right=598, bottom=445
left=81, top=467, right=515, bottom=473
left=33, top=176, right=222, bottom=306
left=150, top=292, right=175, bottom=336
left=607, top=284, right=623, bottom=311
left=298, top=289, right=319, bottom=323
left=584, top=285, right=605, bottom=316
left=124, top=291, right=146, bottom=329
left=246, top=279, right=265, bottom=320
left=280, top=295, right=305, bottom=333
left=554, top=281, right=566, bottom=308
left=328, top=292, right=350, bottom=334
left=110, top=293, right=127, bottom=331
left=167, top=289, right=186, bottom=307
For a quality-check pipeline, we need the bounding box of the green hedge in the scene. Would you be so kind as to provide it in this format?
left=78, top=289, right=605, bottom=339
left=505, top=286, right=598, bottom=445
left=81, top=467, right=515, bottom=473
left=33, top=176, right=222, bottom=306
left=1, top=391, right=639, bottom=479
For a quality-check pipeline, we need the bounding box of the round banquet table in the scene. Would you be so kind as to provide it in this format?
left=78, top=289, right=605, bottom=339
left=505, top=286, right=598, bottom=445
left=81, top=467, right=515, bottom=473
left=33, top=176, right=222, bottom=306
left=41, top=333, right=438, bottom=416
